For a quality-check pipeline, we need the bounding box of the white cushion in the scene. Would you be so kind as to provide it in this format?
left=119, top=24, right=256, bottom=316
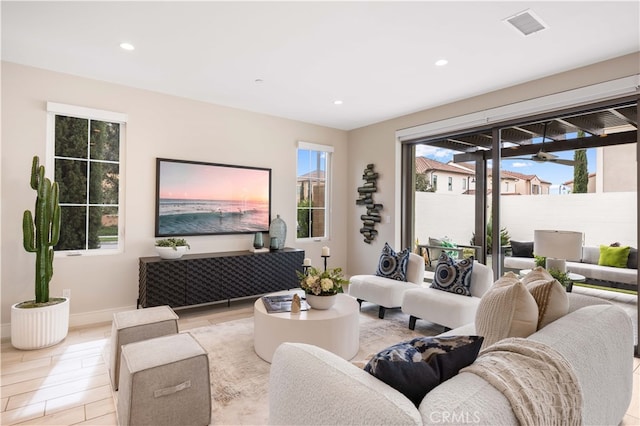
left=402, top=288, right=482, bottom=329
left=469, top=262, right=493, bottom=298
left=349, top=253, right=425, bottom=309
left=503, top=256, right=535, bottom=270
left=401, top=262, right=494, bottom=329
left=349, top=275, right=420, bottom=308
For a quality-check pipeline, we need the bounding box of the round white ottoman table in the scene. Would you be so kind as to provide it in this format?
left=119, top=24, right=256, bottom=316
left=253, top=291, right=359, bottom=363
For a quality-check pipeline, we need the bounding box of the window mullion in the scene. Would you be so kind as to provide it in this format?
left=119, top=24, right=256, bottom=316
left=85, top=119, right=92, bottom=250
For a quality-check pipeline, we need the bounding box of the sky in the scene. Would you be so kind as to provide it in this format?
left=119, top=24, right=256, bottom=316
left=297, top=149, right=326, bottom=176
left=416, top=144, right=597, bottom=194
left=158, top=160, right=270, bottom=201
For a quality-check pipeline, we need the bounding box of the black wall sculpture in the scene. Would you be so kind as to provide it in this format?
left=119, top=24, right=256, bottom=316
left=356, top=164, right=382, bottom=244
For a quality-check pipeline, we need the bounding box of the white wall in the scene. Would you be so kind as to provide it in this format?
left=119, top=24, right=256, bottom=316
left=415, top=192, right=637, bottom=249
left=414, top=193, right=475, bottom=245
left=502, top=192, right=637, bottom=247
left=1, top=62, right=348, bottom=335
left=602, top=143, right=637, bottom=192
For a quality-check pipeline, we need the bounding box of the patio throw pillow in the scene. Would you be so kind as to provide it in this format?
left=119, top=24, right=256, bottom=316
left=522, top=267, right=569, bottom=329
left=376, top=242, right=410, bottom=281
left=510, top=240, right=534, bottom=258
left=364, top=335, right=484, bottom=407
left=475, top=272, right=538, bottom=349
left=599, top=245, right=631, bottom=268
left=430, top=252, right=474, bottom=296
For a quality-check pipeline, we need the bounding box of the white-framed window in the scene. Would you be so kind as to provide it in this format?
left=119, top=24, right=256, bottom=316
left=448, top=177, right=453, bottom=191
left=462, top=178, right=467, bottom=191
left=432, top=174, right=438, bottom=191
left=296, top=141, right=333, bottom=240
left=47, top=102, right=127, bottom=255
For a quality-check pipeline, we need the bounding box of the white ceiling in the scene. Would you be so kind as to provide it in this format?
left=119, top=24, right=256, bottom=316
left=2, top=1, right=638, bottom=130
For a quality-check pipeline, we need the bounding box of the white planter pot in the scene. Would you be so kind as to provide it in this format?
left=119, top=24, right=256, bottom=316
left=11, top=297, right=70, bottom=350
left=156, top=246, right=188, bottom=259
left=306, top=294, right=337, bottom=310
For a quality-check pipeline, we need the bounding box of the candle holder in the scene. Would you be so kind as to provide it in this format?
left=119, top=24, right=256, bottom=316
left=302, top=265, right=311, bottom=276
left=321, top=255, right=330, bottom=272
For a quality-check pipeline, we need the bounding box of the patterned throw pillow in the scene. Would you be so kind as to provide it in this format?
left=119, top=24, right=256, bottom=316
left=364, top=336, right=484, bottom=407
left=376, top=242, right=410, bottom=281
left=430, top=253, right=474, bottom=296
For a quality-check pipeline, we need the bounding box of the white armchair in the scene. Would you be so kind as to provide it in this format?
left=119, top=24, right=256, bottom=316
left=401, top=261, right=493, bottom=330
left=349, top=253, right=425, bottom=319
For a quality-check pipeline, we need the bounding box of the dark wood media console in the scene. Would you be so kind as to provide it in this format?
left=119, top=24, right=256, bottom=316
left=138, top=248, right=305, bottom=308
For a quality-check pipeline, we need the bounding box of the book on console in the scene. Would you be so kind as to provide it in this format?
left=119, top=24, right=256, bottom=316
left=250, top=247, right=271, bottom=253
left=262, top=294, right=309, bottom=313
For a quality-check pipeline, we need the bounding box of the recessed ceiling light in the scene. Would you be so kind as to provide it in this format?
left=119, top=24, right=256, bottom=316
left=333, top=100, right=343, bottom=105
left=435, top=59, right=448, bottom=66
left=120, top=42, right=135, bottom=51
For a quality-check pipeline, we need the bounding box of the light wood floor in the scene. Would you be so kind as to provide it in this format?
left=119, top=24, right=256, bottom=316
left=1, top=291, right=639, bottom=426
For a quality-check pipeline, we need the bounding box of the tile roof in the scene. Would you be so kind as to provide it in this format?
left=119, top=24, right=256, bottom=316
left=416, top=157, right=550, bottom=184
left=415, top=157, right=474, bottom=175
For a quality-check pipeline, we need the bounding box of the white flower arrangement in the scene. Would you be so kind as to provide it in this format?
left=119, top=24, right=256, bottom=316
left=297, top=267, right=348, bottom=296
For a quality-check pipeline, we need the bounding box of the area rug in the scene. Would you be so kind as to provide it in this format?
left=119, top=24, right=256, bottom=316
left=187, top=304, right=442, bottom=425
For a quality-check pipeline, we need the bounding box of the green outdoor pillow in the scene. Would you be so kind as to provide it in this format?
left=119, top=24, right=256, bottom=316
left=598, top=245, right=631, bottom=268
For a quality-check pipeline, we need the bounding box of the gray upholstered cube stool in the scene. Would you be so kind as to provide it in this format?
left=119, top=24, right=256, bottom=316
left=109, top=305, right=179, bottom=390
left=117, top=333, right=211, bottom=426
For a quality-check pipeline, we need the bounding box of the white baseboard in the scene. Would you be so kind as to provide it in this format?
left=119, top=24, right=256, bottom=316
left=1, top=304, right=138, bottom=342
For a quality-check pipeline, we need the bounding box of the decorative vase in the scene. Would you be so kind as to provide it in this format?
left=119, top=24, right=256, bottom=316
left=253, top=232, right=264, bottom=249
left=306, top=294, right=337, bottom=310
left=269, top=214, right=286, bottom=250
left=11, top=297, right=70, bottom=350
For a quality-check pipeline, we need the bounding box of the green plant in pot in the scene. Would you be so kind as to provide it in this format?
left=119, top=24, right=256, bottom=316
left=11, top=156, right=70, bottom=350
left=548, top=268, right=573, bottom=292
left=155, top=237, right=190, bottom=259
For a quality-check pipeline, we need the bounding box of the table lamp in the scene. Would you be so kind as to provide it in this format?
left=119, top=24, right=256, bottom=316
left=533, top=230, right=583, bottom=273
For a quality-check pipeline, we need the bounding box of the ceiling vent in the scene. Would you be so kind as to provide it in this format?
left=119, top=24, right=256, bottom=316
left=504, top=9, right=548, bottom=36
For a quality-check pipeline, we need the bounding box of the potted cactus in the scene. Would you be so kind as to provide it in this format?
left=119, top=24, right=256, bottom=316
left=11, top=156, right=69, bottom=350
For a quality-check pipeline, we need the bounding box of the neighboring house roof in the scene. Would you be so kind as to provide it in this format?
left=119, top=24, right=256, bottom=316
left=415, top=157, right=474, bottom=175
left=297, top=170, right=325, bottom=180
left=488, top=168, right=551, bottom=185
left=417, top=157, right=552, bottom=185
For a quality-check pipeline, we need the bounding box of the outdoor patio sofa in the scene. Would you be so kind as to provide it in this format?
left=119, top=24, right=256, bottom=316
left=503, top=241, right=638, bottom=291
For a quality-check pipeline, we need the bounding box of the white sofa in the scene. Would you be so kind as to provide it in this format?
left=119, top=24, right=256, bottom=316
left=504, top=245, right=637, bottom=290
left=268, top=295, right=634, bottom=425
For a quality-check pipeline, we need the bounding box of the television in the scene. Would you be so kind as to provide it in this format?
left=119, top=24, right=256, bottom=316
left=155, top=158, right=271, bottom=237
